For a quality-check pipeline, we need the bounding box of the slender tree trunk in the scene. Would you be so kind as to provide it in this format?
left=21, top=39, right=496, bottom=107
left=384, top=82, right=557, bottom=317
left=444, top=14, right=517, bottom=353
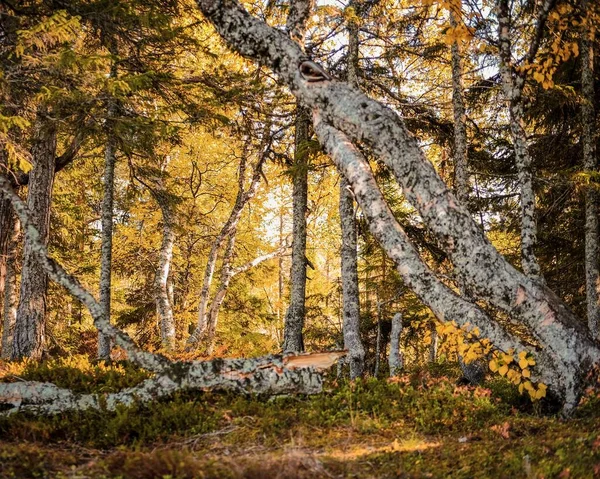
left=187, top=151, right=265, bottom=349
left=282, top=0, right=314, bottom=353
left=12, top=116, right=57, bottom=360
left=283, top=106, right=310, bottom=352
left=428, top=321, right=438, bottom=363
left=581, top=13, right=599, bottom=340
left=389, top=312, right=403, bottom=376
left=497, top=0, right=543, bottom=281
left=450, top=5, right=469, bottom=202
left=98, top=130, right=117, bottom=360
left=338, top=0, right=365, bottom=379
left=205, top=232, right=236, bottom=354
left=1, top=212, right=19, bottom=359
left=155, top=197, right=176, bottom=350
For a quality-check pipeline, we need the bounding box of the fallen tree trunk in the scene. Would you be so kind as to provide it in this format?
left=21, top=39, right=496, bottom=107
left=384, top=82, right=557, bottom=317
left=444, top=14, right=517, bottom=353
left=0, top=351, right=344, bottom=415
left=0, top=174, right=343, bottom=415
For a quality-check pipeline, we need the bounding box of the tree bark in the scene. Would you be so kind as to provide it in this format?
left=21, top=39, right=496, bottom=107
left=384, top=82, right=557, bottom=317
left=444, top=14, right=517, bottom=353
left=282, top=0, right=314, bottom=353
left=0, top=173, right=344, bottom=415
left=1, top=212, right=19, bottom=359
left=11, top=115, right=57, bottom=360
left=450, top=4, right=469, bottom=202
left=338, top=0, right=365, bottom=379
left=155, top=193, right=176, bottom=350
left=195, top=0, right=600, bottom=408
left=581, top=8, right=599, bottom=340
left=389, top=312, right=403, bottom=376
left=283, top=106, right=310, bottom=352
left=497, top=0, right=543, bottom=281
left=98, top=128, right=117, bottom=360
left=428, top=321, right=438, bottom=363
left=187, top=148, right=266, bottom=349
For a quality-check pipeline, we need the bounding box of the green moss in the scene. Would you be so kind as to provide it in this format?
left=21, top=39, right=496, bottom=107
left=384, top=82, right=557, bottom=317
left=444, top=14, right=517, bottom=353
left=0, top=361, right=598, bottom=478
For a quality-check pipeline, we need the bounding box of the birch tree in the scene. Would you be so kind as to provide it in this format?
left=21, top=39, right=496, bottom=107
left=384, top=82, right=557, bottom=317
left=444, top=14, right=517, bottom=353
left=193, top=0, right=600, bottom=410
left=496, top=0, right=551, bottom=281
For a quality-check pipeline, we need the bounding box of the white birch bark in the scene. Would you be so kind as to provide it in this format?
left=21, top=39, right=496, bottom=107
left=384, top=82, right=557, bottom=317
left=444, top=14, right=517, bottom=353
left=1, top=212, right=19, bottom=359
left=0, top=351, right=344, bottom=416
left=388, top=312, right=403, bottom=376
left=12, top=115, right=57, bottom=360
left=191, top=0, right=600, bottom=407
left=0, top=174, right=169, bottom=373
left=187, top=149, right=267, bottom=349
left=154, top=193, right=176, bottom=350
left=581, top=8, right=599, bottom=340
left=206, top=240, right=290, bottom=354
left=497, top=0, right=543, bottom=281
left=0, top=174, right=343, bottom=415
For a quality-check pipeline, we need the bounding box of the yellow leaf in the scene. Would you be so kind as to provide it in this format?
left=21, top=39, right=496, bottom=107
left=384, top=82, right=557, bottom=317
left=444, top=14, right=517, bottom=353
left=519, top=358, right=529, bottom=369
left=522, top=368, right=531, bottom=378
left=489, top=360, right=499, bottom=372
left=499, top=365, right=509, bottom=376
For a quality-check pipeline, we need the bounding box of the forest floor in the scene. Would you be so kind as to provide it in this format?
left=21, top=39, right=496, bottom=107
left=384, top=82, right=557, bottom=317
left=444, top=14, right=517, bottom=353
left=0, top=357, right=599, bottom=479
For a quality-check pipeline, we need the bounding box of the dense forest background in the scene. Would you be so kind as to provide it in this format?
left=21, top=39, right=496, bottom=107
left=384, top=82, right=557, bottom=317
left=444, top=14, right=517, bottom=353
left=2, top=0, right=598, bottom=369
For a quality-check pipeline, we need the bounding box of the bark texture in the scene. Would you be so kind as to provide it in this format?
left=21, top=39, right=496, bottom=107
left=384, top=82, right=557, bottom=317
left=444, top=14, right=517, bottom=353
left=338, top=0, right=365, bottom=379
left=0, top=351, right=344, bottom=415
left=388, top=312, right=403, bottom=376
left=450, top=4, right=469, bottom=202
left=0, top=175, right=343, bottom=415
left=155, top=192, right=176, bottom=350
left=192, top=0, right=600, bottom=407
left=98, top=131, right=117, bottom=360
left=12, top=117, right=57, bottom=360
left=497, top=0, right=543, bottom=280
left=1, top=212, right=19, bottom=359
left=581, top=11, right=599, bottom=340
left=205, top=237, right=288, bottom=354
left=283, top=105, right=310, bottom=352
left=282, top=0, right=314, bottom=353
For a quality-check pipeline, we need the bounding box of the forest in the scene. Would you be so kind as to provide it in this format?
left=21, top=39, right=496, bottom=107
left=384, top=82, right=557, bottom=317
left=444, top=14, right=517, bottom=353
left=1, top=0, right=600, bottom=477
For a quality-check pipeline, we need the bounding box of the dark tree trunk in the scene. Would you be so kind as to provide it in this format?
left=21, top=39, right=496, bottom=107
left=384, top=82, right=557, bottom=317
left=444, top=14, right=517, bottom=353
left=12, top=116, right=57, bottom=360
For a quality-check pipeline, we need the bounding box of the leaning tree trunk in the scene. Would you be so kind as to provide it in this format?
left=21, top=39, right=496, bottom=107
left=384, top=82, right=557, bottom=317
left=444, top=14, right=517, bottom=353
left=195, top=0, right=600, bottom=409
left=0, top=172, right=343, bottom=415
left=205, top=237, right=289, bottom=354
left=11, top=116, right=57, bottom=360
left=1, top=212, right=19, bottom=359
left=154, top=194, right=176, bottom=350
left=337, top=0, right=365, bottom=379
left=497, top=0, right=543, bottom=281
left=581, top=10, right=599, bottom=340
left=187, top=149, right=266, bottom=349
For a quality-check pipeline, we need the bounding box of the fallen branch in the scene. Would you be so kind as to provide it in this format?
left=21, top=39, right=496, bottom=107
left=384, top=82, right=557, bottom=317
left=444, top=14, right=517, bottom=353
left=0, top=173, right=344, bottom=415
left=0, top=351, right=346, bottom=415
